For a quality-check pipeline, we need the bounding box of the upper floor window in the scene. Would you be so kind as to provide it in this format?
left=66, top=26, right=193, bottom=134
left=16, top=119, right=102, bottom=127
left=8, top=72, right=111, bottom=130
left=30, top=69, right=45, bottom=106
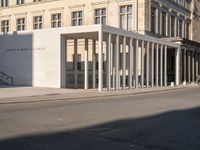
left=1, top=20, right=9, bottom=33
left=179, top=19, right=183, bottom=38
left=171, top=16, right=175, bottom=37
left=17, top=18, right=25, bottom=31
left=186, top=22, right=190, bottom=39
left=51, top=13, right=62, bottom=28
left=120, top=5, right=133, bottom=31
left=17, top=0, right=24, bottom=5
left=33, top=0, right=41, bottom=2
left=33, top=16, right=42, bottom=29
left=162, top=12, right=166, bottom=36
left=72, top=11, right=83, bottom=26
left=151, top=6, right=156, bottom=33
left=1, top=0, right=8, bottom=7
left=95, top=8, right=106, bottom=25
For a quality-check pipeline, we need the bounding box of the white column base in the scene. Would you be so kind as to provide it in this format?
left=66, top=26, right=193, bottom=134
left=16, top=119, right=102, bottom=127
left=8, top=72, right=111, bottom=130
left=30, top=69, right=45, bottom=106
left=183, top=81, right=187, bottom=86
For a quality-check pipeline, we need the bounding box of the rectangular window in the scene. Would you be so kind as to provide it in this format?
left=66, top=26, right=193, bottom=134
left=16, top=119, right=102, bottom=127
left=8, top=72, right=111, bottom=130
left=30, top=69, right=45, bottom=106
left=33, top=16, right=43, bottom=29
left=1, top=0, right=8, bottom=7
left=186, top=23, right=190, bottom=39
left=171, top=16, right=175, bottom=37
left=33, top=0, right=41, bottom=2
left=162, top=12, right=166, bottom=36
left=1, top=20, right=9, bottom=33
left=151, top=6, right=156, bottom=33
left=120, top=5, right=132, bottom=31
left=17, top=18, right=25, bottom=31
left=95, top=8, right=106, bottom=25
left=52, top=13, right=62, bottom=28
left=72, top=11, right=83, bottom=26
left=17, top=0, right=24, bottom=5
left=179, top=20, right=183, bottom=38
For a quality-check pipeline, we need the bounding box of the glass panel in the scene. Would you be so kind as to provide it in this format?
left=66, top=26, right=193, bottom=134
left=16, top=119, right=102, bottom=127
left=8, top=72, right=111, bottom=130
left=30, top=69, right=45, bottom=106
left=128, top=14, right=132, bottom=30
left=39, top=16, right=42, bottom=22
left=58, top=14, right=61, bottom=20
left=127, top=5, right=132, bottom=13
left=72, top=20, right=77, bottom=26
left=79, top=19, right=82, bottom=25
left=95, top=9, right=100, bottom=16
left=52, top=15, right=56, bottom=20
left=95, top=17, right=100, bottom=24
left=52, top=22, right=56, bottom=28
left=58, top=21, right=61, bottom=27
left=120, top=6, right=126, bottom=13
left=39, top=23, right=42, bottom=29
left=72, top=12, right=76, bottom=18
left=102, top=16, right=106, bottom=25
left=102, top=8, right=106, bottom=15
left=79, top=11, right=82, bottom=18
left=120, top=15, right=126, bottom=29
left=35, top=24, right=38, bottom=29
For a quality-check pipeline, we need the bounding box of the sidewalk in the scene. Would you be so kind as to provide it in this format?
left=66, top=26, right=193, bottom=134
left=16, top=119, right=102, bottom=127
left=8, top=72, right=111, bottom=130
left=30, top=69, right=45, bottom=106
left=0, top=85, right=197, bottom=105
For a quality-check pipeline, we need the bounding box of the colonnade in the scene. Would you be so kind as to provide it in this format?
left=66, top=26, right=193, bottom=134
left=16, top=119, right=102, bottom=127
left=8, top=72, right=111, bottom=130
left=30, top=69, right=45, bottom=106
left=70, top=31, right=181, bottom=91
left=182, top=50, right=200, bottom=84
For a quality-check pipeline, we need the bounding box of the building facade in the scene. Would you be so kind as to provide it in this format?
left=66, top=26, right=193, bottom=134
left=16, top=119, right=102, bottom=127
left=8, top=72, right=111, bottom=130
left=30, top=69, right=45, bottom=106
left=0, top=0, right=199, bottom=91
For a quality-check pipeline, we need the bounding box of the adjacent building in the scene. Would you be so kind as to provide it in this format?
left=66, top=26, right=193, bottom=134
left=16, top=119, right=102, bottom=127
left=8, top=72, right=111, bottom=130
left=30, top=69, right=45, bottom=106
left=0, top=0, right=199, bottom=91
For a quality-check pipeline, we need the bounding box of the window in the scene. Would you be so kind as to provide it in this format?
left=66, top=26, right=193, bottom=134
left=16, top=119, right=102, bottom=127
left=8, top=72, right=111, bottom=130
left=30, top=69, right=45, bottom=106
left=162, top=12, right=166, bottom=36
left=120, top=5, right=132, bottom=31
left=171, top=16, right=175, bottom=37
left=17, top=0, right=24, bottom=5
left=186, top=23, right=190, bottom=39
left=72, top=11, right=83, bottom=26
left=1, top=0, right=8, bottom=7
left=51, top=13, right=62, bottom=28
left=1, top=20, right=9, bottom=33
left=179, top=20, right=183, bottom=37
left=33, top=0, right=41, bottom=2
left=95, top=8, right=106, bottom=25
left=33, top=16, right=42, bottom=29
left=17, top=18, right=25, bottom=31
left=151, top=6, right=156, bottom=33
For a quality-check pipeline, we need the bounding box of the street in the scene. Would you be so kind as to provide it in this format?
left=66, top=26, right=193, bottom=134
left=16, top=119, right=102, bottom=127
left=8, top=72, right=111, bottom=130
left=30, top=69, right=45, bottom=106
left=0, top=87, right=200, bottom=150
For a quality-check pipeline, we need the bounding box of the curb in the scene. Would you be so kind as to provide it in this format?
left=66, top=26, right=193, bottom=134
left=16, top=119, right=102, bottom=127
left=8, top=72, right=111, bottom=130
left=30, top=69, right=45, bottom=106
left=0, top=86, right=190, bottom=105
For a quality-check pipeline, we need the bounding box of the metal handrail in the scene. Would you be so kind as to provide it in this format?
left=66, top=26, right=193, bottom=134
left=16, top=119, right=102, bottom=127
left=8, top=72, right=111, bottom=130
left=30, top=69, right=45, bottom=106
left=0, top=71, right=13, bottom=85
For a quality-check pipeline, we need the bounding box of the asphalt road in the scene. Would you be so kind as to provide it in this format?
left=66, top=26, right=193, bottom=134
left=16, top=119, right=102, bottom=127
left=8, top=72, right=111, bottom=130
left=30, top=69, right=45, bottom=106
left=0, top=87, right=200, bottom=150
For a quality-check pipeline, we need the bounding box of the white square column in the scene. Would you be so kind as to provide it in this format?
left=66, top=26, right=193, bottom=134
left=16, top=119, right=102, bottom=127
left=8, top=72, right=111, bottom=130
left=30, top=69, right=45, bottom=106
left=98, top=31, right=103, bottom=91
left=106, top=33, right=112, bottom=91
left=160, top=45, right=163, bottom=87
left=92, top=40, right=96, bottom=89
left=164, top=45, right=168, bottom=86
left=74, top=39, right=78, bottom=89
left=188, top=51, right=191, bottom=83
left=129, top=38, right=133, bottom=89
left=141, top=40, right=145, bottom=88
left=196, top=52, right=199, bottom=80
left=156, top=44, right=159, bottom=87
left=151, top=43, right=155, bottom=88
left=61, top=36, right=67, bottom=88
left=84, top=39, right=89, bottom=90
left=135, top=39, right=139, bottom=89
left=192, top=52, right=195, bottom=83
left=176, top=47, right=181, bottom=86
left=146, top=41, right=150, bottom=88
left=122, top=36, right=126, bottom=90
left=115, top=35, right=120, bottom=90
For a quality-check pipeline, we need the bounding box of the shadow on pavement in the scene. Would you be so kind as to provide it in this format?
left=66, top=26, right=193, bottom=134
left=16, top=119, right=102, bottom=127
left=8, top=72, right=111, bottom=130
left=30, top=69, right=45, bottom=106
left=0, top=107, right=200, bottom=150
